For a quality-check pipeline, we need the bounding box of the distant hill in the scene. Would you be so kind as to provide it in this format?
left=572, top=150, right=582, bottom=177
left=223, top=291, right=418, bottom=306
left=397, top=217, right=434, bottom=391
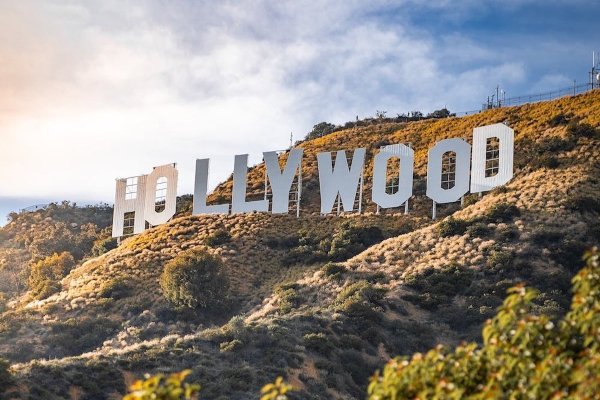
left=0, top=90, right=599, bottom=399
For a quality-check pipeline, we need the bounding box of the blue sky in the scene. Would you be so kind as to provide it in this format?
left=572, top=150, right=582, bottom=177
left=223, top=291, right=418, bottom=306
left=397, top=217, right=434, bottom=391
left=0, top=0, right=598, bottom=222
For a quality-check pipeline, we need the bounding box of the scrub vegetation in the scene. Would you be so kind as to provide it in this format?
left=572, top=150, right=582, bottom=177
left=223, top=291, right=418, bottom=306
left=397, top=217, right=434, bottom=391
left=0, top=91, right=598, bottom=399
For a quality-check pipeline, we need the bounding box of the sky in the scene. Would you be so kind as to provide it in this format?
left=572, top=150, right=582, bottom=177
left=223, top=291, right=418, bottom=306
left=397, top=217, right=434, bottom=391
left=0, top=0, right=598, bottom=222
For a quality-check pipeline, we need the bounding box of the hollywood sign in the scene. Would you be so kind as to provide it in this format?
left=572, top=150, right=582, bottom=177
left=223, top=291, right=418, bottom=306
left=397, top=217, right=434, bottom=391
left=112, top=123, right=514, bottom=237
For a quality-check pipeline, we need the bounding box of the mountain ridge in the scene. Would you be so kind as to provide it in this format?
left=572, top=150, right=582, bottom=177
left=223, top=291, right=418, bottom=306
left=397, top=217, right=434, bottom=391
left=0, top=90, right=598, bottom=399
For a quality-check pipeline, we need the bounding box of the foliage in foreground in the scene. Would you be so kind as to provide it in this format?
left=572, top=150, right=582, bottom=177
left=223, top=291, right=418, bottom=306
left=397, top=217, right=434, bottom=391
left=367, top=247, right=600, bottom=399
left=122, top=373, right=292, bottom=400
left=123, top=370, right=200, bottom=400
left=260, top=376, right=294, bottom=400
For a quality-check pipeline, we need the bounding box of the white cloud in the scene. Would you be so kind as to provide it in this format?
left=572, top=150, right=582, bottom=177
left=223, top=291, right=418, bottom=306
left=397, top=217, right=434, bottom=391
left=0, top=0, right=577, bottom=208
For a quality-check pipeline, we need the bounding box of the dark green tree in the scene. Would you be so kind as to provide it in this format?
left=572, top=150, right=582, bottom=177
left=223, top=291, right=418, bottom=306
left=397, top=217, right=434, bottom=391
left=160, top=248, right=229, bottom=310
left=305, top=122, right=336, bottom=140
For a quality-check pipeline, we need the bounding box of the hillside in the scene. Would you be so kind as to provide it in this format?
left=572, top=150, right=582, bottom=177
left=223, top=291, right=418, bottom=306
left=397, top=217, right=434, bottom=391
left=0, top=90, right=599, bottom=399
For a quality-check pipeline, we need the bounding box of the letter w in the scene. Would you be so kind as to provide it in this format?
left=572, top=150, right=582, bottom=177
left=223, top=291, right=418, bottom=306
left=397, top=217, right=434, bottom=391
left=317, top=148, right=366, bottom=214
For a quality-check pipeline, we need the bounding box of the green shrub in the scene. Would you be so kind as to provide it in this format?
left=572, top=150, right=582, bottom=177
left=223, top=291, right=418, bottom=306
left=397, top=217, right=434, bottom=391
left=484, top=202, right=520, bottom=223
left=280, top=245, right=325, bottom=267
left=303, top=332, right=334, bottom=355
left=0, top=358, right=12, bottom=395
left=531, top=227, right=563, bottom=245
left=462, top=194, right=479, bottom=207
left=281, top=224, right=384, bottom=265
left=48, top=317, right=119, bottom=357
left=92, top=236, right=118, bottom=256
left=466, top=222, right=490, bottom=238
left=548, top=113, right=570, bottom=127
left=206, top=229, right=231, bottom=246
left=280, top=231, right=326, bottom=266
left=275, top=283, right=303, bottom=314
left=438, top=217, right=469, bottom=237
left=550, top=240, right=587, bottom=273
left=324, top=223, right=384, bottom=261
left=28, top=252, right=75, bottom=300
left=496, top=225, right=519, bottom=241
left=569, top=195, right=600, bottom=213
left=264, top=236, right=298, bottom=249
left=403, top=265, right=475, bottom=311
left=159, top=249, right=229, bottom=310
left=305, top=121, right=336, bottom=140
left=567, top=121, right=598, bottom=138
left=339, top=348, right=375, bottom=386
left=334, top=281, right=386, bottom=322
left=535, top=154, right=560, bottom=169
left=536, top=136, right=576, bottom=153
left=322, top=262, right=346, bottom=277
left=98, top=278, right=132, bottom=299
left=219, top=339, right=243, bottom=353
left=368, top=247, right=600, bottom=400
left=486, top=249, right=514, bottom=269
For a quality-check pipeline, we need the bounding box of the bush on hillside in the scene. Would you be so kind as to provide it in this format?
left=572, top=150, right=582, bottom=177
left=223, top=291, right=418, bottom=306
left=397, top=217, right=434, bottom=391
left=98, top=278, right=132, bottom=300
left=368, top=247, right=600, bottom=399
left=484, top=202, right=520, bottom=223
left=0, top=358, right=12, bottom=395
left=92, top=236, right=118, bottom=257
left=305, top=122, right=337, bottom=140
left=322, top=223, right=384, bottom=261
left=438, top=217, right=469, bottom=237
left=569, top=195, right=600, bottom=214
left=48, top=317, right=119, bottom=357
left=279, top=231, right=326, bottom=266
left=567, top=121, right=598, bottom=138
left=534, top=154, right=560, bottom=169
left=334, top=281, right=386, bottom=322
left=466, top=222, right=490, bottom=238
left=426, top=108, right=453, bottom=118
left=548, top=113, right=570, bottom=127
left=275, top=283, right=303, bottom=314
left=322, top=262, right=346, bottom=277
left=536, top=136, right=576, bottom=153
left=206, top=229, right=231, bottom=247
left=28, top=252, right=75, bottom=300
left=3, top=202, right=112, bottom=266
left=303, top=332, right=334, bottom=355
left=175, top=194, right=194, bottom=217
left=280, top=224, right=384, bottom=266
left=402, top=265, right=475, bottom=311
left=160, top=249, right=229, bottom=310
left=486, top=249, right=514, bottom=270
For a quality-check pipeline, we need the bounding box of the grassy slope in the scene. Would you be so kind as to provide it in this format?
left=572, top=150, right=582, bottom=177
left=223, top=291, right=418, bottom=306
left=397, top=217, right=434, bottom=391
left=2, top=90, right=599, bottom=399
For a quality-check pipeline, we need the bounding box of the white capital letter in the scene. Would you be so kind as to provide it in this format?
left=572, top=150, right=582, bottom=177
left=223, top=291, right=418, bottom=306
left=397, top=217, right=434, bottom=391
left=144, top=164, right=178, bottom=226
left=232, top=154, right=269, bottom=213
left=264, top=149, right=303, bottom=214
left=426, top=138, right=471, bottom=203
left=372, top=144, right=414, bottom=209
left=470, top=123, right=514, bottom=193
left=112, top=175, right=147, bottom=237
left=193, top=159, right=229, bottom=215
left=317, top=148, right=366, bottom=214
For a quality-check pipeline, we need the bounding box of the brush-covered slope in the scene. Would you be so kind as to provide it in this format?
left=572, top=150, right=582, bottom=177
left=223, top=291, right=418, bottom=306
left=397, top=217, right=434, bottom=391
left=1, top=91, right=599, bottom=399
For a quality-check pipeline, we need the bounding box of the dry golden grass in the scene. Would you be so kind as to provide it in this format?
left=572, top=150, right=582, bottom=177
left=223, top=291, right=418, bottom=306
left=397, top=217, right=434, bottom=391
left=3, top=91, right=599, bottom=390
